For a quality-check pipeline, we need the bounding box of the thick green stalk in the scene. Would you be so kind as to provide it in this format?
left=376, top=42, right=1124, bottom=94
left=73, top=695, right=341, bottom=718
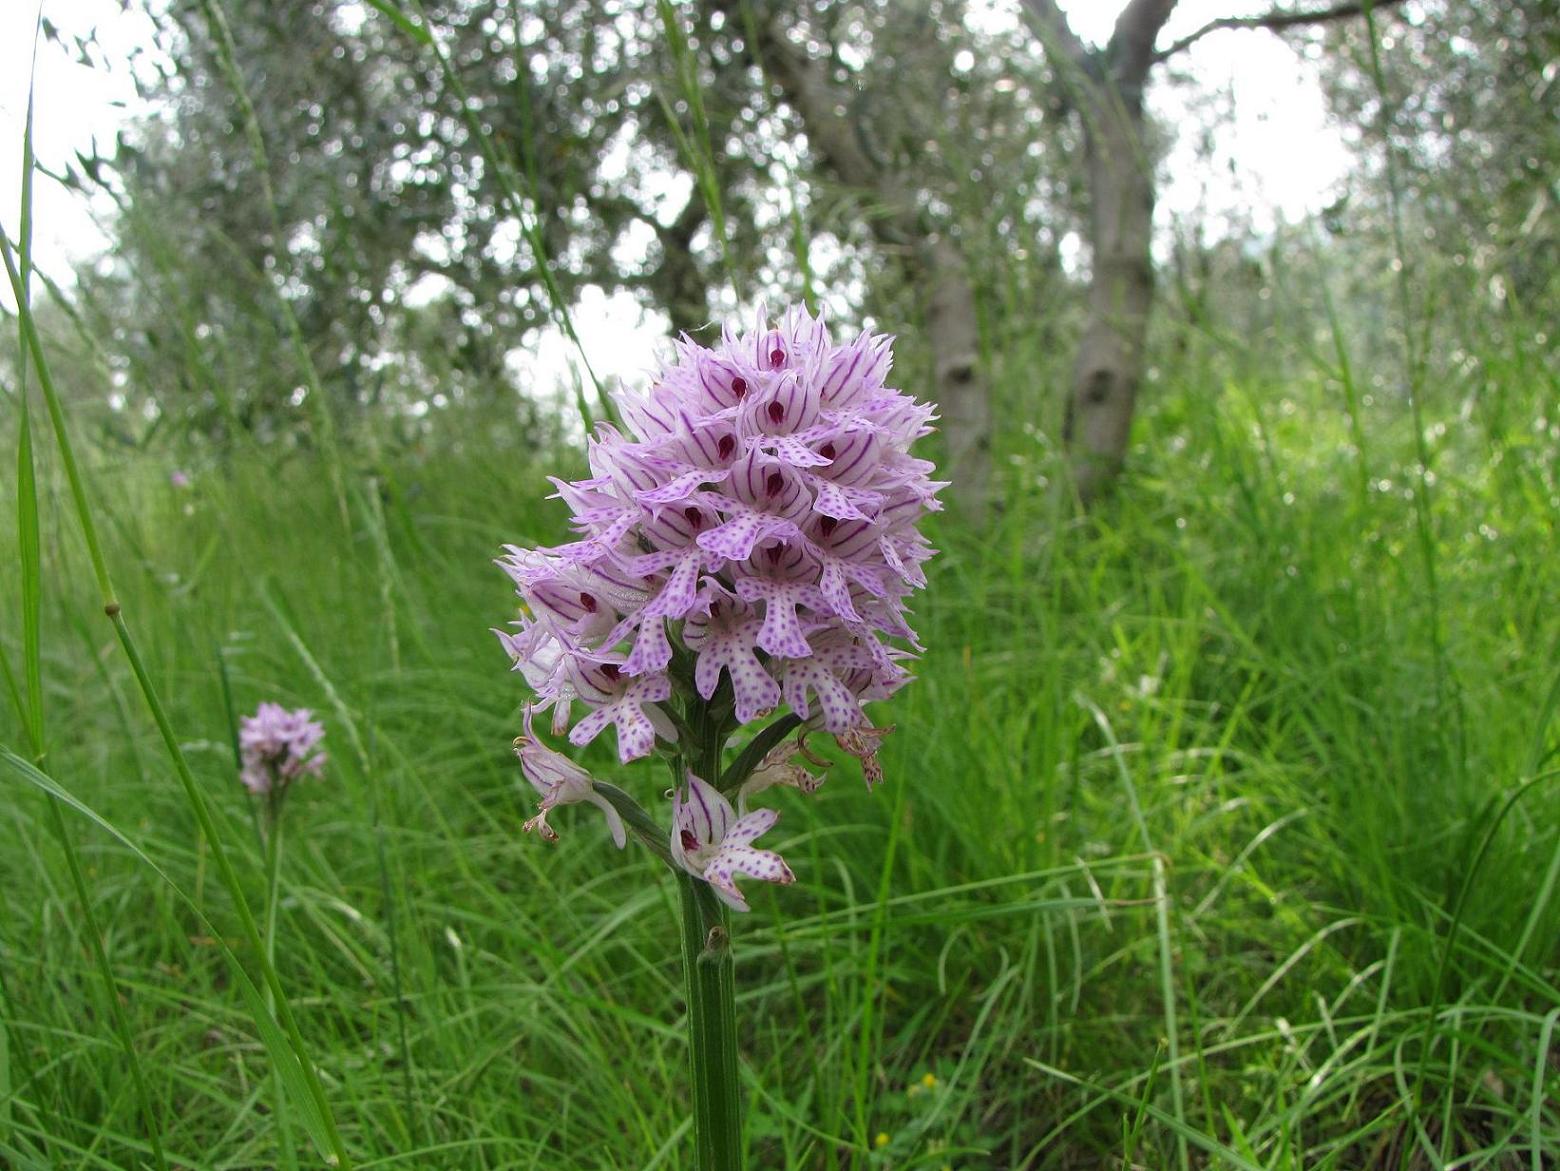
left=677, top=699, right=747, bottom=1170
left=679, top=875, right=742, bottom=1171
left=12, top=120, right=171, bottom=1166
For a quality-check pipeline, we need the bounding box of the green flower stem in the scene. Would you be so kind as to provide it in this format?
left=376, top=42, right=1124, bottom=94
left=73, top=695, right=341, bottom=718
left=594, top=777, right=746, bottom=1167
left=262, top=799, right=300, bottom=1171
left=262, top=800, right=285, bottom=978
left=601, top=709, right=803, bottom=1170
left=673, top=702, right=775, bottom=1171
left=679, top=873, right=742, bottom=1171
left=13, top=186, right=170, bottom=1170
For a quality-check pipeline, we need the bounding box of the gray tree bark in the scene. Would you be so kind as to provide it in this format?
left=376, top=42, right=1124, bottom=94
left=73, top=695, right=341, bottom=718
left=925, top=236, right=988, bottom=510
left=1067, top=75, right=1159, bottom=502
left=1024, top=0, right=1174, bottom=504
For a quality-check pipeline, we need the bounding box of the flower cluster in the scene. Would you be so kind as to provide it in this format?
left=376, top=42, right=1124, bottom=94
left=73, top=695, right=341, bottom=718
left=496, top=304, right=940, bottom=907
left=239, top=702, right=327, bottom=796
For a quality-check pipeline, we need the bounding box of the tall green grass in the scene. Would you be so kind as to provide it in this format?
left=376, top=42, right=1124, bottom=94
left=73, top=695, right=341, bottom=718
left=3, top=4, right=1557, bottom=1165
left=1, top=275, right=1555, bottom=1167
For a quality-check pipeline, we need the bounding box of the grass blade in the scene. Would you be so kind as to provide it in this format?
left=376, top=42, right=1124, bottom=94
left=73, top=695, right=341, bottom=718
left=12, top=59, right=171, bottom=1171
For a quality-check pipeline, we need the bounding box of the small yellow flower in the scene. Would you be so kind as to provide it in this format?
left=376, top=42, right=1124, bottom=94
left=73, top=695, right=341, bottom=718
left=874, top=1132, right=891, bottom=1149
left=921, top=1072, right=938, bottom=1089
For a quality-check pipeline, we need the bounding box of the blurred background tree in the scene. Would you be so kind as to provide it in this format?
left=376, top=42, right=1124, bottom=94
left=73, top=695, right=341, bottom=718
left=52, top=0, right=768, bottom=446
left=10, top=0, right=1555, bottom=508
left=1318, top=0, right=1557, bottom=305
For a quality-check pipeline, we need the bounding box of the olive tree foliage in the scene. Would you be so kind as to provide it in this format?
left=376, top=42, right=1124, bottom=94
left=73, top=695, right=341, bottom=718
left=719, top=0, right=1425, bottom=508
left=1143, top=2, right=1557, bottom=405
left=1016, top=0, right=1447, bottom=503
left=65, top=1, right=455, bottom=444
left=61, top=0, right=1079, bottom=489
left=1316, top=0, right=1558, bottom=307
left=61, top=0, right=790, bottom=446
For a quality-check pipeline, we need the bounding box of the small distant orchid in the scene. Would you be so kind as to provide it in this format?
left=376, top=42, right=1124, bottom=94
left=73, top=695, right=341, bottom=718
left=238, top=699, right=326, bottom=1121
left=239, top=702, right=326, bottom=796
left=495, top=303, right=938, bottom=909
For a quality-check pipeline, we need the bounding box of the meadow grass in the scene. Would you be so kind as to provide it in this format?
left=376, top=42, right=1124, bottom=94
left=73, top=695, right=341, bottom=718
left=2, top=12, right=1557, bottom=1154
left=1, top=269, right=1556, bottom=1170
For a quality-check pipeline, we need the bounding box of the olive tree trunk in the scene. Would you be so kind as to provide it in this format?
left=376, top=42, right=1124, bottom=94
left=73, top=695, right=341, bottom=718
left=924, top=236, right=989, bottom=511
left=1067, top=90, right=1157, bottom=503
left=1022, top=0, right=1174, bottom=504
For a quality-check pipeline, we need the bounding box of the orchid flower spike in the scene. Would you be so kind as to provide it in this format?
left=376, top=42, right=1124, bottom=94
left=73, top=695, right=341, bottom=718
left=496, top=303, right=941, bottom=768
left=239, top=702, right=326, bottom=795
left=671, top=774, right=794, bottom=912
left=514, top=707, right=627, bottom=848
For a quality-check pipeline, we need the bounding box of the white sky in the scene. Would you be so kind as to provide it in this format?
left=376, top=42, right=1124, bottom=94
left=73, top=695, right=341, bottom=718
left=1, top=0, right=1362, bottom=382
left=1, top=1, right=161, bottom=306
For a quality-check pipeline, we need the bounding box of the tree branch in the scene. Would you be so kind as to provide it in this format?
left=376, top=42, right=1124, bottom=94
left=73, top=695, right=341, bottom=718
left=1018, top=0, right=1092, bottom=70
left=1153, top=0, right=1409, bottom=64
left=745, top=20, right=884, bottom=193
left=1109, top=0, right=1178, bottom=84
left=720, top=0, right=927, bottom=249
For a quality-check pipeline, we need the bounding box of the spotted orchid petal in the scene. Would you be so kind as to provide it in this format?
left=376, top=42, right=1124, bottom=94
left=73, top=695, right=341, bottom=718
left=671, top=774, right=794, bottom=912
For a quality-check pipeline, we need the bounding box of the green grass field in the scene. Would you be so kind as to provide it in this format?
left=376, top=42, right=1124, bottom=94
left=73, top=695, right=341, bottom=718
left=3, top=267, right=1557, bottom=1169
